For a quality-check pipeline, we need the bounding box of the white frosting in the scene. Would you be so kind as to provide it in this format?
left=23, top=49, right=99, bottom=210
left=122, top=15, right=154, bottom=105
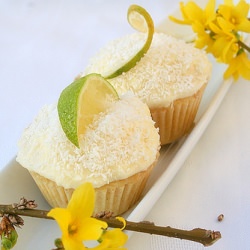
left=16, top=93, right=160, bottom=189
left=84, top=32, right=212, bottom=108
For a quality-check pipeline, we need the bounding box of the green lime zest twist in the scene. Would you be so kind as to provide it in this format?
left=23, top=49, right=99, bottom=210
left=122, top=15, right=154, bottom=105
left=105, top=4, right=154, bottom=79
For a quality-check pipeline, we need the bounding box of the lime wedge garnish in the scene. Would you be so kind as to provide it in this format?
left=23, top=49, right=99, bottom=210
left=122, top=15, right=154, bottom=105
left=57, top=73, right=118, bottom=147
left=105, top=4, right=154, bottom=79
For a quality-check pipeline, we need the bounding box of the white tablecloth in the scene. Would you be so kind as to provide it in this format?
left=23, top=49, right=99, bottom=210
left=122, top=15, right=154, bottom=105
left=1, top=1, right=250, bottom=249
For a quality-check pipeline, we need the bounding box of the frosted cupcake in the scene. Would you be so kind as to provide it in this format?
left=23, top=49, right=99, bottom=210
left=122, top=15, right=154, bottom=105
left=16, top=91, right=160, bottom=216
left=83, top=32, right=212, bottom=145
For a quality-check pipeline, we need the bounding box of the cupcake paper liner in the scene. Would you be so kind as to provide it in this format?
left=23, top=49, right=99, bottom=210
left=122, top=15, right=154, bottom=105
left=29, top=153, right=159, bottom=216
left=150, top=84, right=207, bottom=145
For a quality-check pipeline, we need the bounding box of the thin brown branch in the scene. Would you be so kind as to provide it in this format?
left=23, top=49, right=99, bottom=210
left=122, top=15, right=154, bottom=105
left=102, top=218, right=221, bottom=247
left=0, top=205, right=50, bottom=220
left=0, top=204, right=221, bottom=247
left=238, top=40, right=250, bottom=53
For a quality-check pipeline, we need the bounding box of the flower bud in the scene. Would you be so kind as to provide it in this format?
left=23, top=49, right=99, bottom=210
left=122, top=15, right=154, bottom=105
left=1, top=234, right=13, bottom=250
left=0, top=218, right=18, bottom=250
left=8, top=230, right=18, bottom=247
left=54, top=238, right=64, bottom=248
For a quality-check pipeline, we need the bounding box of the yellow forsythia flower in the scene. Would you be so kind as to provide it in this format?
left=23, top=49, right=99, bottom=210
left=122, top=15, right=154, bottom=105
left=217, top=0, right=250, bottom=32
left=48, top=182, right=128, bottom=250
left=209, top=17, right=239, bottom=62
left=92, top=217, right=128, bottom=249
left=48, top=183, right=108, bottom=250
left=224, top=50, right=250, bottom=80
left=169, top=0, right=216, bottom=26
left=169, top=0, right=250, bottom=80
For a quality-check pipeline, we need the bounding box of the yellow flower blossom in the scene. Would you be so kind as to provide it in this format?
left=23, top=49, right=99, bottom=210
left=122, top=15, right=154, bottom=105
left=224, top=0, right=233, bottom=4
left=224, top=50, right=250, bottom=80
left=95, top=229, right=128, bottom=250
left=192, top=20, right=215, bottom=50
left=48, top=182, right=108, bottom=250
left=169, top=0, right=216, bottom=27
left=209, top=17, right=239, bottom=62
left=94, top=217, right=128, bottom=250
left=169, top=0, right=250, bottom=80
left=218, top=0, right=250, bottom=32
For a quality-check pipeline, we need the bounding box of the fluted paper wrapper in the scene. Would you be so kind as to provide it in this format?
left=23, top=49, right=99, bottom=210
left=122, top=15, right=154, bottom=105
left=29, top=154, right=159, bottom=216
left=150, top=84, right=206, bottom=145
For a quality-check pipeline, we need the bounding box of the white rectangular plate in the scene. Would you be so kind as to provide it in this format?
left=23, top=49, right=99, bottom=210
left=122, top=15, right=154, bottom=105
left=0, top=58, right=233, bottom=249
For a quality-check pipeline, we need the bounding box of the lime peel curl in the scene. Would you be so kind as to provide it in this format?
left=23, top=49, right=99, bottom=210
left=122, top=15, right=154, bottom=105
left=105, top=4, right=154, bottom=79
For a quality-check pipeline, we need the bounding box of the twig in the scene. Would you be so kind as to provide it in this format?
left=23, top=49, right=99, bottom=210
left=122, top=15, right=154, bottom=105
left=238, top=40, right=250, bottom=53
left=102, top=218, right=221, bottom=247
left=0, top=204, right=221, bottom=247
left=0, top=205, right=49, bottom=220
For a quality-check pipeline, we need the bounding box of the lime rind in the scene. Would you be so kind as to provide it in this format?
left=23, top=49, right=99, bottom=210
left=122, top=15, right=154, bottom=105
left=58, top=77, right=82, bottom=147
left=105, top=4, right=154, bottom=79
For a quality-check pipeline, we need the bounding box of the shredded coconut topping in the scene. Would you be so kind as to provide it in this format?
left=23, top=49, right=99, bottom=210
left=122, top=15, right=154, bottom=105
left=84, top=33, right=212, bottom=108
left=16, top=93, right=160, bottom=189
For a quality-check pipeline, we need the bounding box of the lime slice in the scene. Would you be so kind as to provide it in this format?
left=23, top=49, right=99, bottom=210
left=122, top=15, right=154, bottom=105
left=105, top=4, right=154, bottom=79
left=57, top=73, right=118, bottom=147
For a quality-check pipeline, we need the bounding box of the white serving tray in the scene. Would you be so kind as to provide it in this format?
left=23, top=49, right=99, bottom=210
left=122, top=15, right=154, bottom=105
left=0, top=55, right=233, bottom=249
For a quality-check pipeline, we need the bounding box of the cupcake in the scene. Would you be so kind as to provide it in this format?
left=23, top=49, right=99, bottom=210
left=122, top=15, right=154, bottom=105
left=83, top=32, right=212, bottom=145
left=16, top=92, right=160, bottom=216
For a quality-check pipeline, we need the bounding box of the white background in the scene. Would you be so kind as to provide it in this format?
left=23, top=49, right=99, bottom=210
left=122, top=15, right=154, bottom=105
left=1, top=1, right=250, bottom=249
